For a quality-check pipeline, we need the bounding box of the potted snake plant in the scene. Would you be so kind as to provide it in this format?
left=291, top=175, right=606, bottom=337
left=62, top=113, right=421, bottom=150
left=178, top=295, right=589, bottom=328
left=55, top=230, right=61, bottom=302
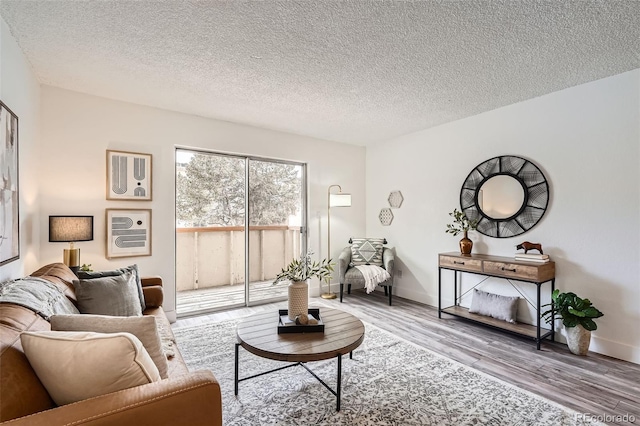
left=541, top=289, right=604, bottom=356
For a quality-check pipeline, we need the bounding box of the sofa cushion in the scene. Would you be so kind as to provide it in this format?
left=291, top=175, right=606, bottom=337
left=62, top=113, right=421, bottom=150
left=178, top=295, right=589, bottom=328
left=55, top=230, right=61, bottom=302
left=350, top=237, right=385, bottom=266
left=143, top=306, right=190, bottom=378
left=77, top=264, right=145, bottom=312
left=74, top=270, right=143, bottom=316
left=51, top=314, right=169, bottom=379
left=21, top=330, right=160, bottom=406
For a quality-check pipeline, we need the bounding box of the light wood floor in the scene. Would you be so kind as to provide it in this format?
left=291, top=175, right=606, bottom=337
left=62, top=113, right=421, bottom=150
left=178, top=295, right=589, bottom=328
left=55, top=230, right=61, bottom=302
left=176, top=280, right=287, bottom=317
left=173, top=290, right=640, bottom=425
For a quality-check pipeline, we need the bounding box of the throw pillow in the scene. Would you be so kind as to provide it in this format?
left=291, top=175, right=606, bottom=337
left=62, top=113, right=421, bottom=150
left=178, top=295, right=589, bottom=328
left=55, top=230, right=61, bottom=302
left=469, top=289, right=519, bottom=323
left=51, top=314, right=169, bottom=379
left=350, top=237, right=385, bottom=267
left=74, top=270, right=143, bottom=316
left=77, top=264, right=145, bottom=312
left=21, top=330, right=160, bottom=406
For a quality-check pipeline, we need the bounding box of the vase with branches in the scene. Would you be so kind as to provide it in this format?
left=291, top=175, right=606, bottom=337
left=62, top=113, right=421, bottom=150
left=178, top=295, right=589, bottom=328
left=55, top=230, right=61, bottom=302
left=274, top=251, right=333, bottom=319
left=445, top=208, right=478, bottom=254
left=273, top=251, right=333, bottom=284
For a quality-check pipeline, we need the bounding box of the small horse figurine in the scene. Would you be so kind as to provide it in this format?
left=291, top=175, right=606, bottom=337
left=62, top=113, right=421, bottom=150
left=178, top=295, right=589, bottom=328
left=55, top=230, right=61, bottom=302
left=516, top=241, right=543, bottom=254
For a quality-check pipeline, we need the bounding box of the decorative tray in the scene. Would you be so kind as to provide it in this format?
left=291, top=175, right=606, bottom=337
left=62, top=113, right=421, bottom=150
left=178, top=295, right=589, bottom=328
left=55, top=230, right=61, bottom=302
left=277, top=309, right=325, bottom=334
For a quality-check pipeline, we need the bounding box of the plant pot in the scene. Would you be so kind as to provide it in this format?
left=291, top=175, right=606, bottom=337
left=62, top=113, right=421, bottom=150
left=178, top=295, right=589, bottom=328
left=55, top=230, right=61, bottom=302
left=565, top=324, right=591, bottom=356
left=459, top=230, right=473, bottom=255
left=288, top=280, right=309, bottom=320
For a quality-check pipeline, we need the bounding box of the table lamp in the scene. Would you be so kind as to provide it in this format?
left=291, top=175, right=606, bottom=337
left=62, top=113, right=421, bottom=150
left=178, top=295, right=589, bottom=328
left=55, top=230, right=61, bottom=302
left=49, top=216, right=94, bottom=273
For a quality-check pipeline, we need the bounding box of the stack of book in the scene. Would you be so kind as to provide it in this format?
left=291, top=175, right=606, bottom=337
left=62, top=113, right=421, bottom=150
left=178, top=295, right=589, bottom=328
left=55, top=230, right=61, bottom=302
left=514, top=253, right=550, bottom=263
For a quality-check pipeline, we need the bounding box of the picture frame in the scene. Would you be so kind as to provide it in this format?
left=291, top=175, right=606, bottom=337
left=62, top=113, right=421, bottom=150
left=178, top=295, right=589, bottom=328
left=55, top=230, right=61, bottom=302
left=105, top=209, right=152, bottom=259
left=106, top=150, right=152, bottom=201
left=0, top=101, right=19, bottom=266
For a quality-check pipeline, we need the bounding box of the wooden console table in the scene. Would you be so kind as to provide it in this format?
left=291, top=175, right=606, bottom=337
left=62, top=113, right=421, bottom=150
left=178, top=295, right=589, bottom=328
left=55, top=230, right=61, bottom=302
left=438, top=252, right=555, bottom=350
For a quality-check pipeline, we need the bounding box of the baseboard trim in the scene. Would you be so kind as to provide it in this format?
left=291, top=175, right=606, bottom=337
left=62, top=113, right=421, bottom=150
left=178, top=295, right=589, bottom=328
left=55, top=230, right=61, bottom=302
left=588, top=335, right=640, bottom=364
left=165, top=309, right=177, bottom=323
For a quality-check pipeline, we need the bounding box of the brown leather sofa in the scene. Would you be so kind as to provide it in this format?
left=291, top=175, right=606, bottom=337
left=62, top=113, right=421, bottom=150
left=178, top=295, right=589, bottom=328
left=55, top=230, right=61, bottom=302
left=0, top=263, right=222, bottom=425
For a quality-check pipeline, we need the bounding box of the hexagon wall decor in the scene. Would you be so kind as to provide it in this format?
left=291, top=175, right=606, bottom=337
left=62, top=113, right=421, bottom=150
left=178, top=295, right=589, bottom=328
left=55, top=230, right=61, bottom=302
left=388, top=190, right=404, bottom=208
left=379, top=208, right=394, bottom=226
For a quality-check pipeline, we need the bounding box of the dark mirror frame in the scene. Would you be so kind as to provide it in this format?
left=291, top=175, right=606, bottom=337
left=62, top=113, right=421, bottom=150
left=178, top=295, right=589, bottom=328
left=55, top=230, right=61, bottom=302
left=460, top=155, right=549, bottom=238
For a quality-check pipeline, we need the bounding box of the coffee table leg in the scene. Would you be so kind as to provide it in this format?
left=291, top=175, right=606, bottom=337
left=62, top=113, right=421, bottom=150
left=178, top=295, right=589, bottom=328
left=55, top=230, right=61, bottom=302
left=336, top=354, right=342, bottom=411
left=234, top=343, right=239, bottom=396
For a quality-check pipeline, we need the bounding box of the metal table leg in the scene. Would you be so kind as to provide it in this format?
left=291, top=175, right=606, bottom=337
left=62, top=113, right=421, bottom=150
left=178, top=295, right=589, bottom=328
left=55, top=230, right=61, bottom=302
left=234, top=343, right=239, bottom=395
left=438, top=267, right=442, bottom=318
left=536, top=284, right=541, bottom=350
left=551, top=278, right=556, bottom=342
left=336, top=354, right=342, bottom=411
left=236, top=346, right=349, bottom=411
left=454, top=271, right=458, bottom=306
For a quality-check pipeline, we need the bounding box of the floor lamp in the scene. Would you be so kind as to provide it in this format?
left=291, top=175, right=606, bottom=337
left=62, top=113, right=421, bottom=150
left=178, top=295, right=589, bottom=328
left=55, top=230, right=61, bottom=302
left=323, top=185, right=352, bottom=299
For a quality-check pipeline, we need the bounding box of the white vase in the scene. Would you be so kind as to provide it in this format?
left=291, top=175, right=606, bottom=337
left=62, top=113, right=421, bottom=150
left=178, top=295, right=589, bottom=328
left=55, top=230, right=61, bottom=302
left=565, top=324, right=591, bottom=356
left=288, top=281, right=309, bottom=320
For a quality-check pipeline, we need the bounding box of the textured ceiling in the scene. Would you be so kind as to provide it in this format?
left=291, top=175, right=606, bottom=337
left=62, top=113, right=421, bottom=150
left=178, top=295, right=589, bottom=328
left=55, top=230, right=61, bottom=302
left=1, top=1, right=639, bottom=145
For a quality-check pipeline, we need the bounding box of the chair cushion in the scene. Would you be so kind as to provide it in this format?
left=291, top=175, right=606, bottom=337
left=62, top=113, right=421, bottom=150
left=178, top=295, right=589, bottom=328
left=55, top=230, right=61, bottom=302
left=74, top=270, right=142, bottom=316
left=20, top=330, right=160, bottom=406
left=350, top=238, right=385, bottom=266
left=344, top=267, right=391, bottom=287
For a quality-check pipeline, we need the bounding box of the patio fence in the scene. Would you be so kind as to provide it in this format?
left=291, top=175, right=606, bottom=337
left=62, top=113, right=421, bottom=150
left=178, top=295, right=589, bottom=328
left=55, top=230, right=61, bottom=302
left=176, top=226, right=301, bottom=292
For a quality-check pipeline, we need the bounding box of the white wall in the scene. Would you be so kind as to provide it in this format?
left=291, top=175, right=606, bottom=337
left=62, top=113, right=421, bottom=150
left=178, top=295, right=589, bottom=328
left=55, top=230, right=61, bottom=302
left=39, top=86, right=366, bottom=320
left=0, top=17, right=41, bottom=281
left=367, top=69, right=640, bottom=363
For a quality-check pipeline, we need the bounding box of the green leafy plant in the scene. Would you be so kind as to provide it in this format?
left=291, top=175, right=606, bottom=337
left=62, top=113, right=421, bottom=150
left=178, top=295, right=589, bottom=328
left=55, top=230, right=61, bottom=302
left=541, top=289, right=604, bottom=331
left=79, top=264, right=93, bottom=272
left=445, top=208, right=478, bottom=236
left=273, top=251, right=334, bottom=285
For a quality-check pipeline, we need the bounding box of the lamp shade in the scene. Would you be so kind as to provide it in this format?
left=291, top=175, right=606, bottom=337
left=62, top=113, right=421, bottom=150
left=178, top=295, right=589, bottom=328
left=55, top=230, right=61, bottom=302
left=329, top=193, right=352, bottom=207
left=49, top=216, right=94, bottom=242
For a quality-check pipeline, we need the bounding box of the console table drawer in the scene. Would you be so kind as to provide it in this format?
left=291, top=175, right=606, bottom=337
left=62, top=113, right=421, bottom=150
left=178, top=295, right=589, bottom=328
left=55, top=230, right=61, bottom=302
left=439, top=255, right=482, bottom=272
left=483, top=261, right=541, bottom=280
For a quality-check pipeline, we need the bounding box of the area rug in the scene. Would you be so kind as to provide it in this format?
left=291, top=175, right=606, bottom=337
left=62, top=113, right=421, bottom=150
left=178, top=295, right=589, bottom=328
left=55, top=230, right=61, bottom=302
left=173, top=318, right=602, bottom=425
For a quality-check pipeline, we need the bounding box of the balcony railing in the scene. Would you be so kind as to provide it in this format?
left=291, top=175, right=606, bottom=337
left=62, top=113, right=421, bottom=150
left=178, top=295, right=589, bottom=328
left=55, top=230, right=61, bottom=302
left=176, top=225, right=301, bottom=292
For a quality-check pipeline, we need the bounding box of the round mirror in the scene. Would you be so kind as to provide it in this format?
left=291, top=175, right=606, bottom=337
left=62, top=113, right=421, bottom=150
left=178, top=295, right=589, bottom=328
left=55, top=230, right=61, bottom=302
left=478, top=175, right=525, bottom=219
left=460, top=155, right=549, bottom=238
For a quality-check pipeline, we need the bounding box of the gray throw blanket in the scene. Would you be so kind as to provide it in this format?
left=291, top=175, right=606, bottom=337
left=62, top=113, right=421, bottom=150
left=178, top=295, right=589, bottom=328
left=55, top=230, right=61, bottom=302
left=0, top=277, right=79, bottom=320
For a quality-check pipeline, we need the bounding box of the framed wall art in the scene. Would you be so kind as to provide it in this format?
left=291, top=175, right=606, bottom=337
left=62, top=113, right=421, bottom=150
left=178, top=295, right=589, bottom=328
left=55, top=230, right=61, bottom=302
left=106, top=209, right=152, bottom=259
left=106, top=150, right=152, bottom=201
left=0, top=101, right=19, bottom=266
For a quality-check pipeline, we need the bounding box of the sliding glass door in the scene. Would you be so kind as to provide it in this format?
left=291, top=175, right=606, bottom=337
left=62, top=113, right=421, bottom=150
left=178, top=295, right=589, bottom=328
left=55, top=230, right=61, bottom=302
left=247, top=159, right=305, bottom=304
left=175, top=149, right=306, bottom=315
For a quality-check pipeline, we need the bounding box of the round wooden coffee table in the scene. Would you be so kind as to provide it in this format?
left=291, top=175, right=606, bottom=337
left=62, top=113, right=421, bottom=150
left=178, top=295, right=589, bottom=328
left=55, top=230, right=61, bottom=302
left=234, top=307, right=364, bottom=411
